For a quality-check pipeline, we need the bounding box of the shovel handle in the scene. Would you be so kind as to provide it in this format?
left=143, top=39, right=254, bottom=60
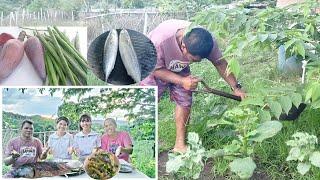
left=198, top=80, right=242, bottom=101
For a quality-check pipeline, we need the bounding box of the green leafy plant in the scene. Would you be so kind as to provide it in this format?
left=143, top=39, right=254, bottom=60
left=207, top=107, right=282, bottom=179
left=240, top=85, right=304, bottom=121
left=286, top=132, right=320, bottom=175
left=166, top=132, right=206, bottom=179
left=192, top=0, right=320, bottom=108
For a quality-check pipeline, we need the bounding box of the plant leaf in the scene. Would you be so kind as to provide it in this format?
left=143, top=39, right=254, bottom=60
left=311, top=83, right=320, bottom=101
left=188, top=132, right=200, bottom=145
left=258, top=33, right=268, bottom=42
left=311, top=99, right=320, bottom=109
left=305, top=87, right=313, bottom=102
left=278, top=96, right=292, bottom=115
left=240, top=96, right=264, bottom=106
left=291, top=93, right=302, bottom=108
left=227, top=58, right=240, bottom=78
left=207, top=119, right=234, bottom=128
left=297, top=163, right=311, bottom=175
left=309, top=151, right=320, bottom=167
left=259, top=109, right=271, bottom=122
left=285, top=39, right=296, bottom=50
left=268, top=101, right=283, bottom=119
left=206, top=149, right=225, bottom=158
left=166, top=155, right=185, bottom=173
left=249, top=121, right=283, bottom=142
left=268, top=33, right=277, bottom=41
left=286, top=147, right=300, bottom=161
left=295, top=42, right=305, bottom=58
left=229, top=157, right=256, bottom=179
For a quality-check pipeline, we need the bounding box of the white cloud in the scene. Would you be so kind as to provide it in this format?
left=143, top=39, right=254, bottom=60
left=2, top=88, right=63, bottom=116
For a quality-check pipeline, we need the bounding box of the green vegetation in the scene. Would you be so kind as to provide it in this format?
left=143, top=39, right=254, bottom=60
left=159, top=1, right=320, bottom=179
left=286, top=132, right=320, bottom=175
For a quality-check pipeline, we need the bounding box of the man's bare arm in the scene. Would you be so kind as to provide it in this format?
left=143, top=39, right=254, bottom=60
left=213, top=59, right=238, bottom=89
left=212, top=59, right=246, bottom=99
left=153, top=68, right=201, bottom=90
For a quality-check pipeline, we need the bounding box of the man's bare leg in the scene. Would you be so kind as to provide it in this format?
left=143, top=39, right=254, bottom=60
left=173, top=104, right=190, bottom=153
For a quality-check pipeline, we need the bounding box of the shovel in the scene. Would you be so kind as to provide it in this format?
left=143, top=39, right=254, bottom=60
left=193, top=80, right=242, bottom=101
left=193, top=80, right=306, bottom=120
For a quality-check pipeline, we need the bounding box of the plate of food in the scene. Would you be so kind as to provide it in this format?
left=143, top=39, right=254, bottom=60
left=84, top=149, right=120, bottom=179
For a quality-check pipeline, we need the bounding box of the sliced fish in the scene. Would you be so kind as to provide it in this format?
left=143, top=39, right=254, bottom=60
left=119, top=29, right=141, bottom=83
left=126, top=29, right=157, bottom=80
left=87, top=32, right=109, bottom=81
left=103, top=29, right=118, bottom=81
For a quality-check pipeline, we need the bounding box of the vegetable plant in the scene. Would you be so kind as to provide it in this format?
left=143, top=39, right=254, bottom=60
left=166, top=132, right=206, bottom=179
left=286, top=132, right=320, bottom=175
left=192, top=0, right=320, bottom=108
left=239, top=85, right=304, bottom=121
left=207, top=107, right=282, bottom=179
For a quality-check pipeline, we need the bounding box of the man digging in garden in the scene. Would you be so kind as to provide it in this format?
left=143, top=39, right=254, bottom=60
left=140, top=19, right=246, bottom=153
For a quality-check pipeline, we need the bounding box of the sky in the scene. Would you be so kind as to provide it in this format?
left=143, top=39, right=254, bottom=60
left=2, top=88, right=63, bottom=118
left=2, top=88, right=132, bottom=120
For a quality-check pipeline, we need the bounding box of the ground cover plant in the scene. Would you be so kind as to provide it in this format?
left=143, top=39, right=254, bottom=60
left=159, top=0, right=320, bottom=179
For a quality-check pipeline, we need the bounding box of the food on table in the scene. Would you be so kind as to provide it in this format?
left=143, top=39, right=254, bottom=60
left=84, top=149, right=120, bottom=179
left=11, top=161, right=71, bottom=178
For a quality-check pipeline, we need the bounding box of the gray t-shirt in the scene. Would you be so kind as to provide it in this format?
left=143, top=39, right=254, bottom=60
left=48, top=132, right=73, bottom=160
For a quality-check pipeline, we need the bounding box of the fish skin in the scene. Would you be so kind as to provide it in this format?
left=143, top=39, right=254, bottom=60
left=119, top=29, right=141, bottom=83
left=87, top=32, right=107, bottom=81
left=11, top=162, right=71, bottom=178
left=103, top=29, right=118, bottom=81
left=125, top=29, right=157, bottom=80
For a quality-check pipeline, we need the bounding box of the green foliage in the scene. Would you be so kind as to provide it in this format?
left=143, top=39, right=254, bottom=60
left=131, top=140, right=155, bottom=178
left=286, top=132, right=320, bottom=175
left=57, top=88, right=155, bottom=129
left=207, top=107, right=282, bottom=178
left=193, top=0, right=320, bottom=107
left=229, top=157, right=256, bottom=179
left=29, top=0, right=83, bottom=11
left=166, top=132, right=206, bottom=179
left=123, top=0, right=146, bottom=8
left=3, top=111, right=55, bottom=132
left=130, top=120, right=155, bottom=140
left=155, top=0, right=225, bottom=13
left=239, top=85, right=304, bottom=120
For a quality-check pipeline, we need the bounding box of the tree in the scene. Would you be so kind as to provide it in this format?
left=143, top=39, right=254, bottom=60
left=57, top=88, right=156, bottom=128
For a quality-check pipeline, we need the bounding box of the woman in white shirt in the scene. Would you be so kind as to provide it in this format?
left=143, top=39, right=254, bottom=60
left=47, top=116, right=73, bottom=160
left=73, top=114, right=101, bottom=161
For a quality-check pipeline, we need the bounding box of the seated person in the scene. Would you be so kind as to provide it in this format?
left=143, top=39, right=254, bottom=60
left=3, top=120, right=49, bottom=177
left=47, top=116, right=73, bottom=160
left=101, top=118, right=133, bottom=162
left=73, top=114, right=101, bottom=161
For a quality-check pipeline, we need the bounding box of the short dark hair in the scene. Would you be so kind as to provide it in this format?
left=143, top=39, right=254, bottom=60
left=56, top=116, right=70, bottom=126
left=182, top=28, right=214, bottom=58
left=79, top=114, right=91, bottom=131
left=21, top=120, right=33, bottom=129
